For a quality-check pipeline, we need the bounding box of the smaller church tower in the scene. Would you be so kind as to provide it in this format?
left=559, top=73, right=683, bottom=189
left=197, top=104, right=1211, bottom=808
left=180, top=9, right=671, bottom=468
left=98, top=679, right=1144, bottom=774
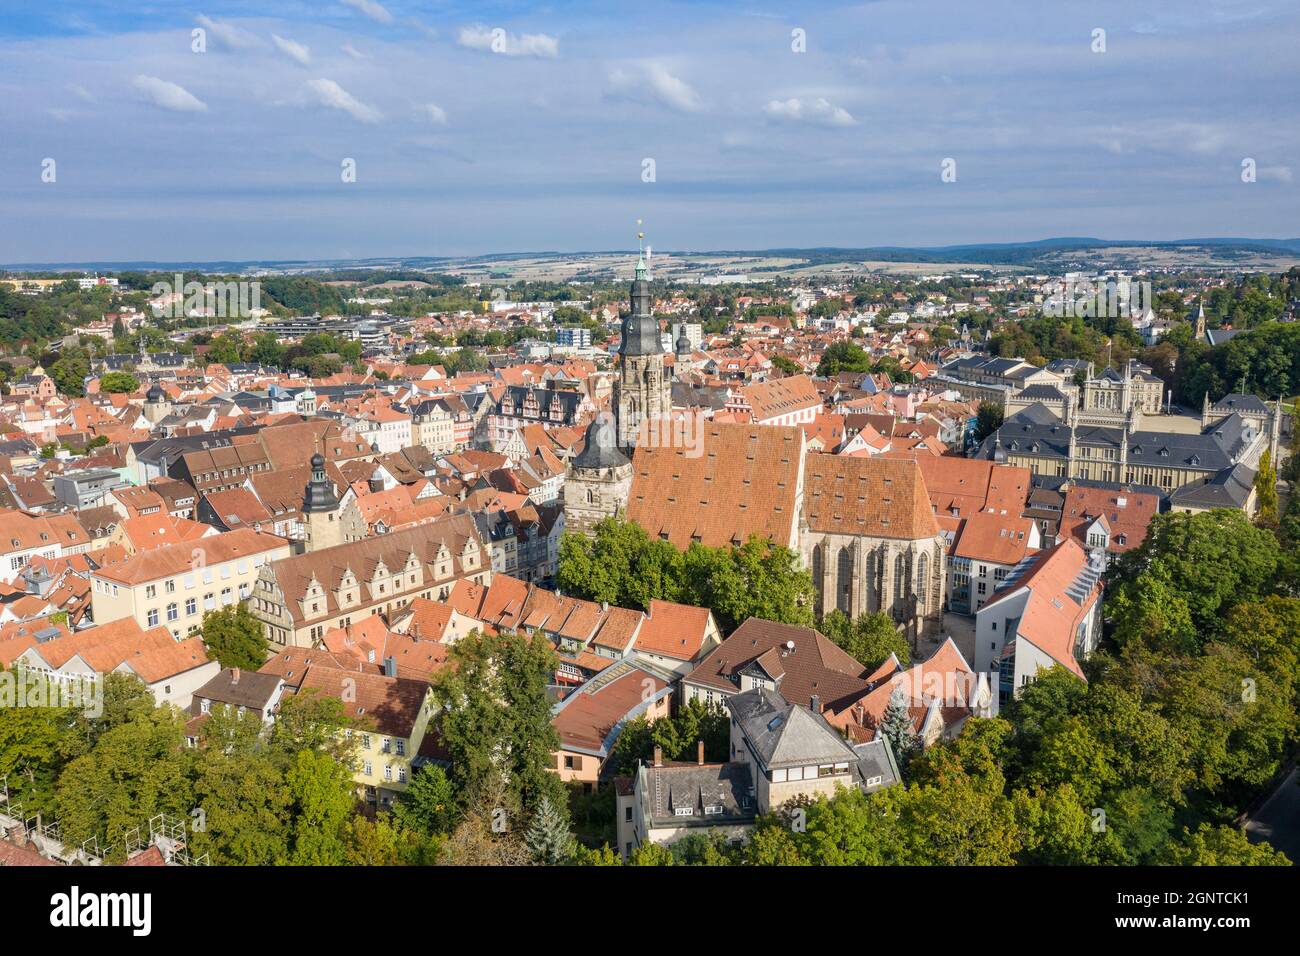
left=564, top=416, right=633, bottom=537
left=674, top=323, right=694, bottom=377
left=302, top=451, right=343, bottom=553
left=142, top=382, right=171, bottom=425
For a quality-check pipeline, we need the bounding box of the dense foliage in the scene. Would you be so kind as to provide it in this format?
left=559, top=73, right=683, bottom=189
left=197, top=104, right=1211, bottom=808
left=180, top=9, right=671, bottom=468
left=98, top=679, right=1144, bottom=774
left=557, top=517, right=815, bottom=633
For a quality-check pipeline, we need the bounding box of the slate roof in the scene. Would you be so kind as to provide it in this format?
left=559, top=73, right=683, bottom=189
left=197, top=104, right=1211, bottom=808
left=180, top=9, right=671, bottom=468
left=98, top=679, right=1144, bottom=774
left=727, top=685, right=859, bottom=770
left=638, top=760, right=755, bottom=829
left=1168, top=461, right=1257, bottom=509
left=570, top=416, right=629, bottom=470
left=193, top=666, right=282, bottom=711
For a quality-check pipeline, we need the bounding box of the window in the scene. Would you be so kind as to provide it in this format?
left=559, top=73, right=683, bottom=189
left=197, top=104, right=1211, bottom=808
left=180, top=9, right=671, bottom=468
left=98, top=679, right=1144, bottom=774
left=145, top=584, right=157, bottom=599
left=395, top=740, right=405, bottom=757
left=363, top=761, right=373, bottom=776
left=384, top=765, right=393, bottom=782
left=186, top=598, right=197, bottom=616
left=866, top=775, right=883, bottom=787
left=147, top=609, right=159, bottom=627
left=165, top=579, right=176, bottom=593
left=166, top=602, right=178, bottom=622
left=624, top=806, right=633, bottom=823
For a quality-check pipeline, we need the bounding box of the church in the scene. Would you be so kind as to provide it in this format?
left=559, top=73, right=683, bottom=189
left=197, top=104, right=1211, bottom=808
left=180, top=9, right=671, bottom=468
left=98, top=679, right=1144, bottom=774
left=565, top=233, right=673, bottom=533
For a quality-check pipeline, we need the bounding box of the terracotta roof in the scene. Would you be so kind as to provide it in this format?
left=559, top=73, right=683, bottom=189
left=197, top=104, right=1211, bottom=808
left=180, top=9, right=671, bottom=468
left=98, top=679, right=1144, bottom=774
left=952, top=511, right=1037, bottom=565
left=1058, top=484, right=1159, bottom=553
left=626, top=422, right=804, bottom=549
left=18, top=620, right=212, bottom=683
left=260, top=514, right=482, bottom=627
left=295, top=664, right=430, bottom=738
left=743, top=374, right=821, bottom=422
left=634, top=599, right=715, bottom=661
left=802, top=455, right=939, bottom=540
left=982, top=541, right=1101, bottom=678
left=93, top=528, right=287, bottom=586
left=551, top=661, right=670, bottom=755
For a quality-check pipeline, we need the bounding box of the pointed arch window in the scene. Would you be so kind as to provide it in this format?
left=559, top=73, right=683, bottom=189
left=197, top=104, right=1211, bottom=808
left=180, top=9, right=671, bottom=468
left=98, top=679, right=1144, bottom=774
left=917, top=552, right=929, bottom=611
left=836, top=547, right=854, bottom=614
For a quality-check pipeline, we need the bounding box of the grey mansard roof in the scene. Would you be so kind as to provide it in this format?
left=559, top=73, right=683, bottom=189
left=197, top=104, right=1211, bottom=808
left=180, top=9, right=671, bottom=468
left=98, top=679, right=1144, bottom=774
left=980, top=410, right=1258, bottom=474
left=1168, top=461, right=1257, bottom=510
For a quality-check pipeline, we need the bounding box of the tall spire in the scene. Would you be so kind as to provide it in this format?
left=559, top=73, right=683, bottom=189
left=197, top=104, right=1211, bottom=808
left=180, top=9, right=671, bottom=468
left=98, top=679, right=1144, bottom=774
left=621, top=219, right=660, bottom=356
left=635, top=220, right=647, bottom=280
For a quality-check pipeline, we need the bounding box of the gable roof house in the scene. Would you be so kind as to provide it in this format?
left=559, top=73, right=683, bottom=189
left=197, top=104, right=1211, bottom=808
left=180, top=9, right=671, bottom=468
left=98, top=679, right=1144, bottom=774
left=248, top=514, right=489, bottom=649
left=682, top=617, right=874, bottom=715
left=974, top=540, right=1105, bottom=707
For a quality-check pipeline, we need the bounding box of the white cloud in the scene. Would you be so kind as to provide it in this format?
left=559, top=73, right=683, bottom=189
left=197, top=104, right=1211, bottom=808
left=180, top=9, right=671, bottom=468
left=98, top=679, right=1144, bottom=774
left=1259, top=165, right=1294, bottom=184
left=763, top=96, right=856, bottom=128
left=272, top=34, right=312, bottom=67
left=67, top=83, right=95, bottom=103
left=306, top=78, right=382, bottom=123
left=419, top=103, right=448, bottom=125
left=608, top=63, right=703, bottom=113
left=341, top=42, right=368, bottom=60
left=341, top=0, right=394, bottom=25
left=132, top=75, right=208, bottom=113
left=457, top=24, right=558, bottom=58
left=195, top=14, right=261, bottom=51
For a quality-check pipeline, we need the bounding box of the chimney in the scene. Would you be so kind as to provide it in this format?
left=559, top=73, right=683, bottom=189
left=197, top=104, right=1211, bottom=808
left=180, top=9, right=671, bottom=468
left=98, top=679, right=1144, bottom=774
left=230, top=667, right=240, bottom=685
left=653, top=745, right=663, bottom=768
left=697, top=740, right=705, bottom=765
left=810, top=694, right=820, bottom=713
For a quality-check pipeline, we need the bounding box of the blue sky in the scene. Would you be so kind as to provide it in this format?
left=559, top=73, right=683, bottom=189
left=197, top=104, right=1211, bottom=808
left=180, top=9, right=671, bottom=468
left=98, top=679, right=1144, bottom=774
left=0, top=0, right=1297, bottom=263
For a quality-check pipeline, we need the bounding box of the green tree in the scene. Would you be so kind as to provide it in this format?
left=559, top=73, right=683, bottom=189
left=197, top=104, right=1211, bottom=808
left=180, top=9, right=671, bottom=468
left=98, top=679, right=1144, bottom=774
left=1109, top=509, right=1279, bottom=646
left=285, top=748, right=356, bottom=865
left=393, top=764, right=460, bottom=836
left=55, top=707, right=194, bottom=861
left=974, top=402, right=1004, bottom=443
left=188, top=747, right=291, bottom=865
left=1159, top=823, right=1290, bottom=866
left=1254, top=449, right=1279, bottom=525
left=816, top=341, right=872, bottom=377
left=879, top=686, right=920, bottom=765
left=98, top=371, right=140, bottom=394
left=200, top=604, right=269, bottom=670
left=525, top=793, right=575, bottom=864
left=430, top=629, right=566, bottom=817
left=819, top=610, right=910, bottom=670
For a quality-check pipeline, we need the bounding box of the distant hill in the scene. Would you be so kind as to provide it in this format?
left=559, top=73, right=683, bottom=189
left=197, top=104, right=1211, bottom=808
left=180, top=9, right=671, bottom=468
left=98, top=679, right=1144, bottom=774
left=6, top=237, right=1300, bottom=274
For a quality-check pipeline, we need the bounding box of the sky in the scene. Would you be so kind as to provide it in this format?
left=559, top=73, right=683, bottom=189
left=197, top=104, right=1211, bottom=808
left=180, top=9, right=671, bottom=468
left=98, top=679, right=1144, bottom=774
left=0, top=0, right=1297, bottom=263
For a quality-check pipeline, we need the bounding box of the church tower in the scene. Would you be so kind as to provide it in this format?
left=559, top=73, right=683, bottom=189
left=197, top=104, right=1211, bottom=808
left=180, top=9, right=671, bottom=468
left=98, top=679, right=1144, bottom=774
left=614, top=228, right=670, bottom=449
left=142, top=381, right=171, bottom=425
left=564, top=416, right=633, bottom=537
left=301, top=451, right=343, bottom=553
